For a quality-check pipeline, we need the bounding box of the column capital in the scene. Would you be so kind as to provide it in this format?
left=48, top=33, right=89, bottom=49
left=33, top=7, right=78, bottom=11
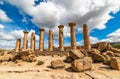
left=23, top=31, right=28, bottom=34
left=17, top=38, right=21, bottom=41
left=40, top=28, right=45, bottom=31
left=68, top=22, right=76, bottom=27
left=83, top=24, right=88, bottom=27
left=32, top=32, right=35, bottom=35
left=58, top=25, right=64, bottom=28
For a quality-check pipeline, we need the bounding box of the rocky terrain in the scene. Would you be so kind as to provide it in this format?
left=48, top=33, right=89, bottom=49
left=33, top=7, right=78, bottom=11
left=0, top=42, right=120, bottom=79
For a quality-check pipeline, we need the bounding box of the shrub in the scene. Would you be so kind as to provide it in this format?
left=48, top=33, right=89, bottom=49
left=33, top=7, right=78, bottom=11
left=36, top=61, right=44, bottom=65
left=112, top=44, right=120, bottom=49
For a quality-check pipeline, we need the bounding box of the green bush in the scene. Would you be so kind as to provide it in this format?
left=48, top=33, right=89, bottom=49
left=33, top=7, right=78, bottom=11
left=112, top=44, right=120, bottom=48
left=36, top=61, right=44, bottom=65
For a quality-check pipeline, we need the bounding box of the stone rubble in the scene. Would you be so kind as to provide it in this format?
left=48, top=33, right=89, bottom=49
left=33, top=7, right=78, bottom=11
left=51, top=60, right=65, bottom=69
left=7, top=22, right=120, bottom=72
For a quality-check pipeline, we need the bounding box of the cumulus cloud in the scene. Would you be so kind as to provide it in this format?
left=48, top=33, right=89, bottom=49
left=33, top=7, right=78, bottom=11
left=0, top=9, right=12, bottom=22
left=0, top=24, right=4, bottom=29
left=3, top=0, right=120, bottom=49
left=0, top=40, right=15, bottom=49
left=101, top=28, right=120, bottom=42
left=90, top=36, right=99, bottom=44
left=0, top=29, right=40, bottom=49
left=6, top=0, right=120, bottom=30
left=77, top=36, right=99, bottom=45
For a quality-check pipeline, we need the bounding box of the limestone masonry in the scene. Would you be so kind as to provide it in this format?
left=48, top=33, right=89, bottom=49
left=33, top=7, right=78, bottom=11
left=15, top=23, right=91, bottom=52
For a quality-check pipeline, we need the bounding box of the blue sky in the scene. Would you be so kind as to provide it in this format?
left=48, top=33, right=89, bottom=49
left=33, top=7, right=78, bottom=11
left=0, top=0, right=120, bottom=49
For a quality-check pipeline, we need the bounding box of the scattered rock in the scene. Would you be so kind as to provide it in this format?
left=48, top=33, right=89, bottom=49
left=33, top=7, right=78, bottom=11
left=102, top=54, right=111, bottom=65
left=89, top=51, right=105, bottom=62
left=51, top=60, right=65, bottom=69
left=65, top=54, right=73, bottom=63
left=114, top=53, right=120, bottom=57
left=69, top=49, right=84, bottom=60
left=12, top=51, right=36, bottom=62
left=21, top=55, right=36, bottom=62
left=103, top=51, right=115, bottom=57
left=0, top=53, right=13, bottom=62
left=71, top=57, right=92, bottom=72
left=92, top=42, right=111, bottom=52
left=88, top=49, right=101, bottom=54
left=109, top=47, right=120, bottom=53
left=79, top=49, right=88, bottom=56
left=110, top=57, right=120, bottom=70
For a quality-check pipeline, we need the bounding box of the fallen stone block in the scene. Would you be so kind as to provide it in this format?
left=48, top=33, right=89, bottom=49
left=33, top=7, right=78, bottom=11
left=69, top=49, right=84, bottom=60
left=110, top=57, right=120, bottom=70
left=92, top=42, right=111, bottom=52
left=103, top=51, right=115, bottom=57
left=71, top=57, right=92, bottom=72
left=109, top=47, right=120, bottom=53
left=51, top=60, right=65, bottom=69
left=90, top=52, right=105, bottom=62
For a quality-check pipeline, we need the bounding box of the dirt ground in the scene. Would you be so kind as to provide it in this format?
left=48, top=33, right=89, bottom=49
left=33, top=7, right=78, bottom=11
left=0, top=56, right=120, bottom=79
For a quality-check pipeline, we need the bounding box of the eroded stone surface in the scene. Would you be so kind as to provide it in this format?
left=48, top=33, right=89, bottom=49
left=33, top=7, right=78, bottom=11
left=71, top=57, right=92, bottom=72
left=110, top=57, right=120, bottom=70
left=51, top=60, right=65, bottom=69
left=69, top=49, right=84, bottom=60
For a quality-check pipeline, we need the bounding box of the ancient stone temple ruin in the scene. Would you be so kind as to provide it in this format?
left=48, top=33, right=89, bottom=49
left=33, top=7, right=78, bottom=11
left=13, top=22, right=120, bottom=71
left=15, top=22, right=91, bottom=52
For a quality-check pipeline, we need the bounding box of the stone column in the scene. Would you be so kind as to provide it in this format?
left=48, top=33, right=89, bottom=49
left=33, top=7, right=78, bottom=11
left=39, top=28, right=44, bottom=51
left=31, top=32, right=35, bottom=52
left=48, top=30, right=53, bottom=51
left=58, top=25, right=64, bottom=51
left=83, top=24, right=91, bottom=50
left=15, top=39, right=21, bottom=52
left=23, top=31, right=28, bottom=50
left=69, top=22, right=76, bottom=50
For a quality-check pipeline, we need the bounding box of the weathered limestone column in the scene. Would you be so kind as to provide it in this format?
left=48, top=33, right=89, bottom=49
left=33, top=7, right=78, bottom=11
left=58, top=25, right=64, bottom=51
left=69, top=22, right=76, bottom=50
left=23, top=31, right=28, bottom=50
left=15, top=39, right=21, bottom=52
left=39, top=28, right=44, bottom=51
left=48, top=30, right=53, bottom=51
left=83, top=24, right=91, bottom=50
left=31, top=32, right=35, bottom=52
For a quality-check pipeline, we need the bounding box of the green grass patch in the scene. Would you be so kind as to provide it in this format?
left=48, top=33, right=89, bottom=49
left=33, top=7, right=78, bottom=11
left=112, top=43, right=120, bottom=48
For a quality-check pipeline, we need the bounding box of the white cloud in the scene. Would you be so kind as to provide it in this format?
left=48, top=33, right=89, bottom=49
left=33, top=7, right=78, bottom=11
left=76, top=36, right=99, bottom=46
left=0, top=9, right=12, bottom=22
left=0, top=24, right=4, bottom=29
left=0, top=40, right=15, bottom=49
left=90, top=36, right=99, bottom=44
left=0, top=29, right=40, bottom=49
left=3, top=0, right=120, bottom=49
left=6, top=0, right=120, bottom=39
left=101, top=28, right=120, bottom=42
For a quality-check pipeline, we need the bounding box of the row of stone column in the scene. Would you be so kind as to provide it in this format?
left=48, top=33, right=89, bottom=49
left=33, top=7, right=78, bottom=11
left=15, top=23, right=91, bottom=52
